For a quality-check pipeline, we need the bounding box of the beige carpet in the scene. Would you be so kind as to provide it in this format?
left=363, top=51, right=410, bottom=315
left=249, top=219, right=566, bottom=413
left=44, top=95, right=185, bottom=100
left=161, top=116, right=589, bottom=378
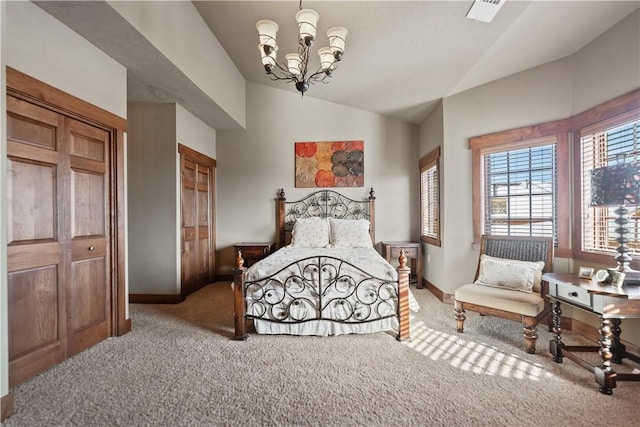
left=5, top=282, right=640, bottom=426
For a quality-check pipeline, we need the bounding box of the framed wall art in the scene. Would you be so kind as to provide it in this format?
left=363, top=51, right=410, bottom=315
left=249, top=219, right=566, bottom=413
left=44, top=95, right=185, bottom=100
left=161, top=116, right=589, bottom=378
left=295, top=140, right=364, bottom=188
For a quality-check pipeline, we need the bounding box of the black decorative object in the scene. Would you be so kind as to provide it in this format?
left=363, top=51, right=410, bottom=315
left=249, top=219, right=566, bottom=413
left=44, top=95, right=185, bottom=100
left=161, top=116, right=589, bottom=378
left=590, top=161, right=640, bottom=283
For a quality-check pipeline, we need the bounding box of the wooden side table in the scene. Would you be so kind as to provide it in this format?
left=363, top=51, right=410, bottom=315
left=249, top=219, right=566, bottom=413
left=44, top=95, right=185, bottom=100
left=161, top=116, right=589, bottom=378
left=380, top=241, right=423, bottom=288
left=544, top=272, right=640, bottom=394
left=233, top=242, right=276, bottom=267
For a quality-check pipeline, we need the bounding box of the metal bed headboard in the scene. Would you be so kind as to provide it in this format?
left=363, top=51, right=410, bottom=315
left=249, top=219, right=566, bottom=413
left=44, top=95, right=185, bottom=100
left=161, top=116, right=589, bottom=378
left=276, top=188, right=376, bottom=247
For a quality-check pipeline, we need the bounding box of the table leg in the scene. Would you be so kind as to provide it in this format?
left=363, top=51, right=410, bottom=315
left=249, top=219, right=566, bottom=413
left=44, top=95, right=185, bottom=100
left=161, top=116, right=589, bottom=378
left=416, top=245, right=424, bottom=289
left=550, top=300, right=564, bottom=363
left=610, top=318, right=626, bottom=364
left=596, top=318, right=615, bottom=395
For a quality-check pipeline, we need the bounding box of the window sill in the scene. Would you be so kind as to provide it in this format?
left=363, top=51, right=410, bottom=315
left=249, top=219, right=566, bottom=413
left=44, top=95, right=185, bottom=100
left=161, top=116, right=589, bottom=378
left=574, top=250, right=640, bottom=270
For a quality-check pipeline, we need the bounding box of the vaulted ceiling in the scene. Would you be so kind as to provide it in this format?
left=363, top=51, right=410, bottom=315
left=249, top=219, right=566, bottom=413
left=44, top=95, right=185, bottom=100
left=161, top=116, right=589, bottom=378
left=36, top=1, right=640, bottom=127
left=194, top=1, right=639, bottom=124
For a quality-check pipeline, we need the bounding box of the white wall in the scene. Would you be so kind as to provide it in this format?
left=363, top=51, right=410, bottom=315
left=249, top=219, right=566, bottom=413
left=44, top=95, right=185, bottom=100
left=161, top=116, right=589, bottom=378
left=2, top=0, right=127, bottom=406
left=127, top=103, right=178, bottom=295
left=571, top=9, right=640, bottom=114
left=108, top=0, right=245, bottom=128
left=216, top=82, right=419, bottom=275
left=6, top=1, right=126, bottom=119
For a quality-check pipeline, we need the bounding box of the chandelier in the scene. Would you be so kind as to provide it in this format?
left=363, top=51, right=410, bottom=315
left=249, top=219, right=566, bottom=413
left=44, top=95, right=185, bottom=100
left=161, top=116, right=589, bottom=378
left=256, top=1, right=348, bottom=95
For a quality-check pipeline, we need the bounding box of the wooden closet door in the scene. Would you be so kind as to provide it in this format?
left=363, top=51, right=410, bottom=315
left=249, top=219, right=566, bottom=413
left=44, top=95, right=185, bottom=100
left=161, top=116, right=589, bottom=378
left=181, top=158, right=198, bottom=294
left=67, top=118, right=111, bottom=356
left=6, top=96, right=67, bottom=387
left=6, top=95, right=112, bottom=385
left=196, top=165, right=212, bottom=285
left=179, top=144, right=215, bottom=297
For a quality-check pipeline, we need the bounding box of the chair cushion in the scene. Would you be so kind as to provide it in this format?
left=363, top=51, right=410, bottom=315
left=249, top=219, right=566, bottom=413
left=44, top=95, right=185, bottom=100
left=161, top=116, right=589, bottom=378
left=455, top=283, right=545, bottom=317
left=476, top=254, right=545, bottom=293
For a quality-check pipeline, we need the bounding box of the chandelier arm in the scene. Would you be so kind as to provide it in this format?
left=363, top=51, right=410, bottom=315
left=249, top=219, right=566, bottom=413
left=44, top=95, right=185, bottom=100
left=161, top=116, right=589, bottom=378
left=268, top=74, right=298, bottom=84
left=297, top=40, right=310, bottom=82
left=273, top=60, right=296, bottom=77
left=307, top=68, right=331, bottom=82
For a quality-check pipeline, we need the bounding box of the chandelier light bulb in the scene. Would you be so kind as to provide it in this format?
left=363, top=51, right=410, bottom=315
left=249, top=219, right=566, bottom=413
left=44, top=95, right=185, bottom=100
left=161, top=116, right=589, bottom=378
left=327, top=27, right=348, bottom=60
left=286, top=53, right=302, bottom=75
left=318, top=47, right=335, bottom=72
left=258, top=44, right=277, bottom=71
left=296, top=9, right=320, bottom=46
left=256, top=20, right=279, bottom=54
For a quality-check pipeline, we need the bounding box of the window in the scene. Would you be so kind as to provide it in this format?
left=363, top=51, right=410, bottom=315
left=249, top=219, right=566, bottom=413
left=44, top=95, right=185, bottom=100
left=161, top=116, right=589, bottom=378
left=470, top=120, right=571, bottom=256
left=577, top=108, right=640, bottom=259
left=420, top=147, right=440, bottom=246
left=483, top=141, right=556, bottom=238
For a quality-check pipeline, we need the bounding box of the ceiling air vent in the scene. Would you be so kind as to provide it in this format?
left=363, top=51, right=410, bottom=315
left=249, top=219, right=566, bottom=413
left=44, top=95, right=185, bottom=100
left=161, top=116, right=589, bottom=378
left=466, top=0, right=506, bottom=23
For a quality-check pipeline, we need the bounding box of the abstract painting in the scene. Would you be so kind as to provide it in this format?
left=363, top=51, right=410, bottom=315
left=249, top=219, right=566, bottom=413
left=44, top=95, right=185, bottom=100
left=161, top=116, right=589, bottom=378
left=295, top=141, right=364, bottom=188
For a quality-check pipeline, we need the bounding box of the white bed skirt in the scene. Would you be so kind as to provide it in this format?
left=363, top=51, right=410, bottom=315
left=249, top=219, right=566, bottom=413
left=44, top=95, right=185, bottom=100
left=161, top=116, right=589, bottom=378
left=253, top=317, right=399, bottom=336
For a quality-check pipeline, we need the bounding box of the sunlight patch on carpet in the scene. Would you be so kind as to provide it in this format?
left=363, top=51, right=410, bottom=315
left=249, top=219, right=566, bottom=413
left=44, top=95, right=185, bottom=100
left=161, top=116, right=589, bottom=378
left=404, top=319, right=552, bottom=382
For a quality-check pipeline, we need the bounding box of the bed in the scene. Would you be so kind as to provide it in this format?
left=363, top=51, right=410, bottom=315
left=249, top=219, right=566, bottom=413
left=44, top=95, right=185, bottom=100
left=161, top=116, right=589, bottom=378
left=232, top=188, right=413, bottom=341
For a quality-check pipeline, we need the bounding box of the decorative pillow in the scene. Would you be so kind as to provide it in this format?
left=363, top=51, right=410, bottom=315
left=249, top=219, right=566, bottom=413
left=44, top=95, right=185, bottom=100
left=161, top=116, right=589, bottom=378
left=291, top=217, right=330, bottom=248
left=328, top=218, right=373, bottom=248
left=474, top=255, right=545, bottom=293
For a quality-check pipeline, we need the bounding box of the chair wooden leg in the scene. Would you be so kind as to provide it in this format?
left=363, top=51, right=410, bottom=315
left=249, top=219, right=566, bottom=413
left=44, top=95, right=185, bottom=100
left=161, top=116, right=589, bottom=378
left=523, top=317, right=538, bottom=354
left=454, top=304, right=466, bottom=333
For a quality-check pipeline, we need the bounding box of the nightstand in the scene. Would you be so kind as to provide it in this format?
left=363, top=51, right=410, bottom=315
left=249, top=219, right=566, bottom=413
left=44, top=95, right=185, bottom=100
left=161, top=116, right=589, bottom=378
left=380, top=241, right=423, bottom=288
left=233, top=242, right=276, bottom=267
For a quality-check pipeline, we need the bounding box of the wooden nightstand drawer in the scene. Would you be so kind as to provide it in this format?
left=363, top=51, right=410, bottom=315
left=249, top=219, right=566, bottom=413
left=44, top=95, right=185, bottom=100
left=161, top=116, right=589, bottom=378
left=555, top=282, right=591, bottom=308
left=241, top=246, right=269, bottom=258
left=233, top=242, right=276, bottom=267
left=387, top=246, right=418, bottom=258
left=379, top=241, right=423, bottom=288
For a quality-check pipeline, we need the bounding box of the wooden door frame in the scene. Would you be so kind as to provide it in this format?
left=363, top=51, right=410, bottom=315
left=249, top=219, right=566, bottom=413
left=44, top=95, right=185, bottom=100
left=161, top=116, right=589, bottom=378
left=178, top=143, right=216, bottom=296
left=6, top=67, right=130, bottom=337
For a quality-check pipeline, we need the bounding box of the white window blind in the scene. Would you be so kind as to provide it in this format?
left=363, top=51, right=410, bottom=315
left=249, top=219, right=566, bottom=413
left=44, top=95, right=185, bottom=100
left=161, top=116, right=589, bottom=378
left=420, top=147, right=440, bottom=245
left=421, top=163, right=438, bottom=239
left=581, top=112, right=640, bottom=255
left=482, top=140, right=557, bottom=242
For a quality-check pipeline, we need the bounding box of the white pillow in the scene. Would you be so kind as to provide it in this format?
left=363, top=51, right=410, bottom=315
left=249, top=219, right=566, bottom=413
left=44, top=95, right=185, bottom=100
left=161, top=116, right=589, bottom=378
left=474, top=254, right=545, bottom=293
left=291, top=217, right=330, bottom=248
left=328, top=218, right=373, bottom=248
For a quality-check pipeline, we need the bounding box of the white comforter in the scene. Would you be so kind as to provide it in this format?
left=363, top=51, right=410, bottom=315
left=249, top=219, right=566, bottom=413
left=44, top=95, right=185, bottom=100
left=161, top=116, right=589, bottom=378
left=243, top=246, right=417, bottom=336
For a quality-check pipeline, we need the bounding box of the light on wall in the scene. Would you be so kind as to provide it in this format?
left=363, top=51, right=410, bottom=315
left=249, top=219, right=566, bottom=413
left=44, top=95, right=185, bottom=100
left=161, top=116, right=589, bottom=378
left=256, top=1, right=347, bottom=95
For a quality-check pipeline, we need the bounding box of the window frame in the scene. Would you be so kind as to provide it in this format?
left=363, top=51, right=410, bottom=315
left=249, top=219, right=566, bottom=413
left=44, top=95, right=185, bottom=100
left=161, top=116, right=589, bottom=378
left=470, top=119, right=571, bottom=257
left=420, top=147, right=441, bottom=247
left=572, top=89, right=640, bottom=269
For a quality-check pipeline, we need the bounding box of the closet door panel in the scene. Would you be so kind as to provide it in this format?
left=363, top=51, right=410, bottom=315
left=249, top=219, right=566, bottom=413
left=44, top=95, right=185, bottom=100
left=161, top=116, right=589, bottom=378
left=67, top=118, right=111, bottom=357
left=7, top=159, right=57, bottom=243
left=8, top=266, right=59, bottom=360
left=70, top=258, right=107, bottom=330
left=6, top=96, right=67, bottom=387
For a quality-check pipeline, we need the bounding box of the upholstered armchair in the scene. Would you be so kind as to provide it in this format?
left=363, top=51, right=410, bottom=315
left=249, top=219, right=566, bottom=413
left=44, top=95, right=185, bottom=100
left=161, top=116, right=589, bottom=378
left=454, top=235, right=554, bottom=354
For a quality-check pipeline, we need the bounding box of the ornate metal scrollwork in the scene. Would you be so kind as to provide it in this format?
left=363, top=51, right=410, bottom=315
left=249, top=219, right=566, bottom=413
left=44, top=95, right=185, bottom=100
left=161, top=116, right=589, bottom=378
left=244, top=256, right=398, bottom=325
left=284, top=190, right=370, bottom=232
